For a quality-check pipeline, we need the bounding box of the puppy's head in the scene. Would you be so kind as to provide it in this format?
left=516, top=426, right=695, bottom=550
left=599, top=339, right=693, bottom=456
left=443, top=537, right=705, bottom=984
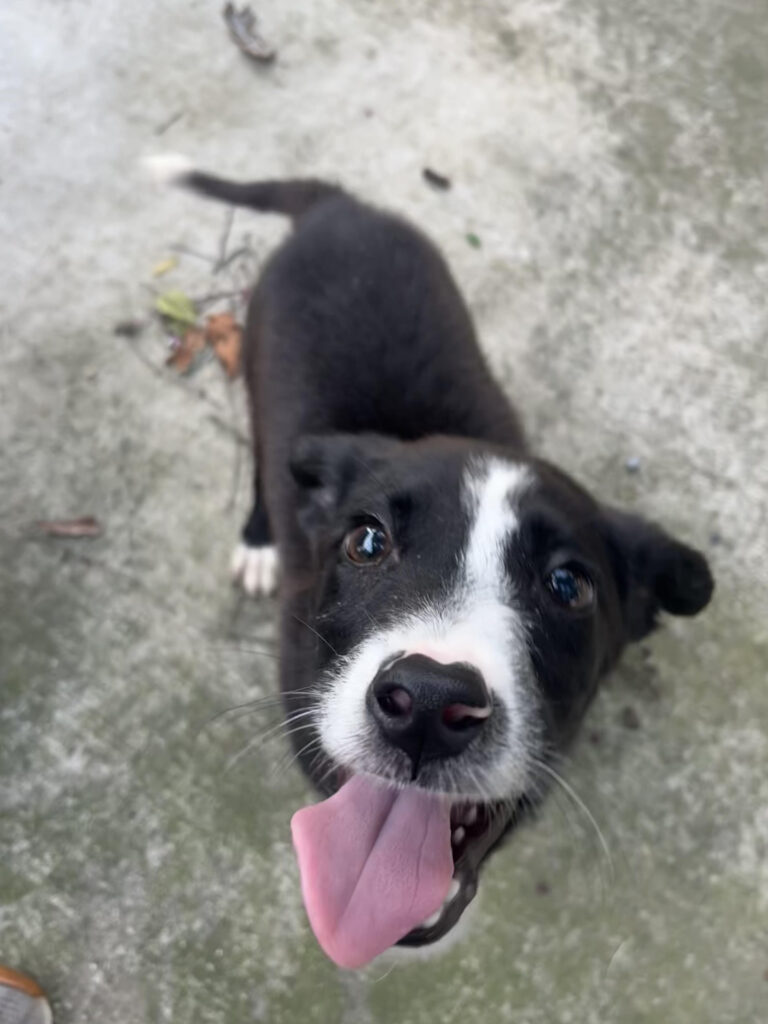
left=287, top=432, right=713, bottom=954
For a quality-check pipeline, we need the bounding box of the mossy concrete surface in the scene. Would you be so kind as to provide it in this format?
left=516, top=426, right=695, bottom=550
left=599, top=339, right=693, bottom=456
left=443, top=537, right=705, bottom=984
left=1, top=1, right=766, bottom=1021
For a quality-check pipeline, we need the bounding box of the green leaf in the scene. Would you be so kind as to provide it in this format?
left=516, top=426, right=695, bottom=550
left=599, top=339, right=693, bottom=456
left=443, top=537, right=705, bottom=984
left=155, top=290, right=197, bottom=327
left=465, top=232, right=482, bottom=249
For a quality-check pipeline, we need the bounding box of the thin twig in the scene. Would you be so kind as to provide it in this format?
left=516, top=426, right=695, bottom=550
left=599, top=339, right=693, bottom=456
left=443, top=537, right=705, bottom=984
left=221, top=371, right=245, bottom=511
left=214, top=207, right=236, bottom=273
left=191, top=289, right=246, bottom=309
left=207, top=413, right=250, bottom=448
left=216, top=245, right=255, bottom=273
left=154, top=110, right=184, bottom=136
left=169, top=243, right=218, bottom=266
left=120, top=334, right=250, bottom=447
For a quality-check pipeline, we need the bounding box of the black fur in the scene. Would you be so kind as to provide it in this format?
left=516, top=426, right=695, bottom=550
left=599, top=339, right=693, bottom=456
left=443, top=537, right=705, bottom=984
left=169, top=168, right=714, bottom=945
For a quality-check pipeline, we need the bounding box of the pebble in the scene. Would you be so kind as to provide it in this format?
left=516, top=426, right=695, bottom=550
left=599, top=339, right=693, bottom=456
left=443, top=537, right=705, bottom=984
left=619, top=706, right=641, bottom=730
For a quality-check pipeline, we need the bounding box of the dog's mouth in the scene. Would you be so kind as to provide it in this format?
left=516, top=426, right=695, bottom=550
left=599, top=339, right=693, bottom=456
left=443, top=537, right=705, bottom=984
left=396, top=799, right=513, bottom=948
left=291, top=773, right=516, bottom=968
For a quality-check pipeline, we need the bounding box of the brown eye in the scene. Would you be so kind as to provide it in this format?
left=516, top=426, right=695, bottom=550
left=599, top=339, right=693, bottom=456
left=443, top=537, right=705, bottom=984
left=545, top=566, right=595, bottom=610
left=343, top=523, right=392, bottom=566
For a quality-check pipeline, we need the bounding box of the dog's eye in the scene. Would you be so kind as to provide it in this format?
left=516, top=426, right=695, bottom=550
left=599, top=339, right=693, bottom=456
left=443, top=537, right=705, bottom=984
left=545, top=566, right=595, bottom=610
left=343, top=523, right=392, bottom=566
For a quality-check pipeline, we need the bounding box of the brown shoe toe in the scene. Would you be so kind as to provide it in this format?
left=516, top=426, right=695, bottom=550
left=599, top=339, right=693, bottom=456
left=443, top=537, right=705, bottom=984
left=0, top=965, right=52, bottom=1024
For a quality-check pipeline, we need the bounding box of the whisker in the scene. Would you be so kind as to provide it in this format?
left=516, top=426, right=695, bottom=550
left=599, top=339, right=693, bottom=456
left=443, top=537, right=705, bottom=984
left=359, top=604, right=384, bottom=634
left=347, top=453, right=390, bottom=497
left=311, top=741, right=361, bottom=792
left=466, top=765, right=492, bottom=806
left=605, top=937, right=630, bottom=979
left=207, top=642, right=281, bottom=660
left=522, top=753, right=584, bottom=849
left=533, top=758, right=614, bottom=882
left=306, top=744, right=329, bottom=778
left=197, top=687, right=318, bottom=734
left=211, top=698, right=315, bottom=734
left=274, top=737, right=323, bottom=778
left=313, top=756, right=343, bottom=792
left=291, top=614, right=340, bottom=657
left=370, top=962, right=398, bottom=983
left=221, top=687, right=316, bottom=712
left=224, top=722, right=316, bottom=776
left=223, top=709, right=319, bottom=773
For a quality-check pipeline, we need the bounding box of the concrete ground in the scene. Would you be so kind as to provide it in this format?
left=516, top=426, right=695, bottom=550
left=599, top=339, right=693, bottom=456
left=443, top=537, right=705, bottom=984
left=1, top=0, right=767, bottom=1021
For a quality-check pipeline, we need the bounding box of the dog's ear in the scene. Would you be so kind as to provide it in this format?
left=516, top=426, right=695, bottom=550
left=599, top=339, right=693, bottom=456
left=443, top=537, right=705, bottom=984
left=290, top=432, right=399, bottom=537
left=599, top=508, right=714, bottom=641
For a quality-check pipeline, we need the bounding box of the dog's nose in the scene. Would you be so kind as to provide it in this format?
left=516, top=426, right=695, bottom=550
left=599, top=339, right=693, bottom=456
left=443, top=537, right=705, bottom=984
left=367, top=653, right=491, bottom=770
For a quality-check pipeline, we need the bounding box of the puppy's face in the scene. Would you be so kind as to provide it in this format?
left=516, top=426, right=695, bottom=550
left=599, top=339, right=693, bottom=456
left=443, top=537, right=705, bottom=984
left=288, top=433, right=713, bottom=948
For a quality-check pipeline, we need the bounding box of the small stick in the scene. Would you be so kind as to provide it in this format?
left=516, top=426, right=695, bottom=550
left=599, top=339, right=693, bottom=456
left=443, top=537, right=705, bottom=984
left=34, top=516, right=102, bottom=538
left=154, top=110, right=184, bottom=136
left=214, top=207, right=236, bottom=273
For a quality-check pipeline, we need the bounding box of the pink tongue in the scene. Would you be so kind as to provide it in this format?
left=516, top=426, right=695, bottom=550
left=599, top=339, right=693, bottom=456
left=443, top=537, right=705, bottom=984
left=291, top=776, right=453, bottom=968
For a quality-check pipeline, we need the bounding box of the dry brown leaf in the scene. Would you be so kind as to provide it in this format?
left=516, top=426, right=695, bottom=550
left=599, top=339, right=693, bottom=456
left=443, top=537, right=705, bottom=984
left=166, top=327, right=206, bottom=374
left=205, top=313, right=242, bottom=379
left=34, top=516, right=102, bottom=538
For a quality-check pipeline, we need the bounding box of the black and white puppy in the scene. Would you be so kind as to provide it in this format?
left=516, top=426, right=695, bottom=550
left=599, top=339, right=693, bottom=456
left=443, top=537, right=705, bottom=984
left=148, top=157, right=713, bottom=968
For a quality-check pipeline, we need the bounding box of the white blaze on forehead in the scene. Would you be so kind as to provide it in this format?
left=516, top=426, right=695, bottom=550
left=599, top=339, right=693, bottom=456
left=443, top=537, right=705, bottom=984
left=463, top=457, right=532, bottom=592
left=318, top=455, right=538, bottom=800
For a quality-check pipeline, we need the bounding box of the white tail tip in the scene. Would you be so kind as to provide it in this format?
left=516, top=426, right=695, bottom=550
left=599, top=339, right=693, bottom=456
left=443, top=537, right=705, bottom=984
left=142, top=153, right=194, bottom=186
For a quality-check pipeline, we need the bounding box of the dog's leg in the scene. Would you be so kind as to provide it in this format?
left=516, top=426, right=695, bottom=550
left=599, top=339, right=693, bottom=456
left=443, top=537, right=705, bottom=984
left=230, top=302, right=279, bottom=598
left=231, top=474, right=279, bottom=597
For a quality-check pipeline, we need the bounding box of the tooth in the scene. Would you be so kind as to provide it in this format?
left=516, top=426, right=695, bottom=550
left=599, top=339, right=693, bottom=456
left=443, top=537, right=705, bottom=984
left=422, top=908, right=442, bottom=928
left=452, top=826, right=466, bottom=846
left=447, top=878, right=461, bottom=901
left=464, top=807, right=478, bottom=826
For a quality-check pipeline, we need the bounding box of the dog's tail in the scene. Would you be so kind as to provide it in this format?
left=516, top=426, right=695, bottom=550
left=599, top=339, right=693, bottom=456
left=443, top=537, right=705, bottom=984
left=143, top=154, right=344, bottom=221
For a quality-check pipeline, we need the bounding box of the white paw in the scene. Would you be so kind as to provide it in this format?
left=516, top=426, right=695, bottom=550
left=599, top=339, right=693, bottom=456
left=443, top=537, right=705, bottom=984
left=231, top=542, right=279, bottom=597
left=141, top=152, right=193, bottom=186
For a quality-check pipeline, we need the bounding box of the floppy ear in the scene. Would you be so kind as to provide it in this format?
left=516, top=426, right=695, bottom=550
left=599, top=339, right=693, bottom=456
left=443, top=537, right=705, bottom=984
left=600, top=508, right=714, bottom=641
left=289, top=432, right=399, bottom=538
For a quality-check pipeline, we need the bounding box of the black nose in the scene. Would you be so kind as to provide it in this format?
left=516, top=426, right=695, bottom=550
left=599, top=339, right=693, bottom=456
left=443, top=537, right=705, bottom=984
left=367, top=653, right=491, bottom=772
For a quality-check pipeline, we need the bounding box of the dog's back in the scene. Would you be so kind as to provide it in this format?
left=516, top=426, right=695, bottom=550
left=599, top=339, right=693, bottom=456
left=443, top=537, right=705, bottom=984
left=145, top=155, right=524, bottom=451
left=254, top=193, right=523, bottom=447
